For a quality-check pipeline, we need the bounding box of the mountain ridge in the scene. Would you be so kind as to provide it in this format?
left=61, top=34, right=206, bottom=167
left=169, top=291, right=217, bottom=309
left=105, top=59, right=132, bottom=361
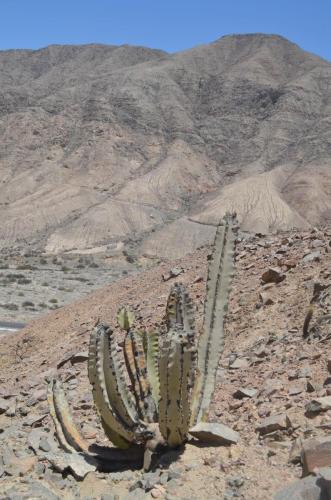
left=0, top=34, right=330, bottom=258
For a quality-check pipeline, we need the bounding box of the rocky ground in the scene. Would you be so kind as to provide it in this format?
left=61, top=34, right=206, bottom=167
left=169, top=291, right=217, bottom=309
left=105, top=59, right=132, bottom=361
left=0, top=226, right=330, bottom=499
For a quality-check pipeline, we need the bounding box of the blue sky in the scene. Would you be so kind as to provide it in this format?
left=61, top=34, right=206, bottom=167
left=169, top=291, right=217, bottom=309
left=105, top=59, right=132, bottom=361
left=0, top=0, right=330, bottom=60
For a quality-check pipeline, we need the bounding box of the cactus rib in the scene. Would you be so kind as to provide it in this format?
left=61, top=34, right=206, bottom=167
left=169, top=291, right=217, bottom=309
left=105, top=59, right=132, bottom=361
left=102, top=324, right=139, bottom=426
left=124, top=330, right=156, bottom=422
left=91, top=324, right=135, bottom=447
left=143, top=330, right=160, bottom=411
left=159, top=327, right=196, bottom=447
left=166, top=283, right=195, bottom=335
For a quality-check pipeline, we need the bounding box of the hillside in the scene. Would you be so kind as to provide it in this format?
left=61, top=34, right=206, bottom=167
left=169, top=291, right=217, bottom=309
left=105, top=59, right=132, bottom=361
left=0, top=227, right=330, bottom=498
left=0, top=34, right=330, bottom=259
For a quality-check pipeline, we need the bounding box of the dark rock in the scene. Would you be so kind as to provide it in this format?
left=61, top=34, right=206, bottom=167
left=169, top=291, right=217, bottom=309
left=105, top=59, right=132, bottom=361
left=301, top=437, right=331, bottom=475
left=261, top=267, right=285, bottom=284
left=256, top=414, right=291, bottom=435
left=306, top=397, right=331, bottom=414
left=307, top=381, right=323, bottom=393
left=162, top=267, right=184, bottom=281
left=318, top=468, right=331, bottom=498
left=71, top=351, right=89, bottom=364
left=56, top=351, right=74, bottom=369
left=233, top=387, right=257, bottom=399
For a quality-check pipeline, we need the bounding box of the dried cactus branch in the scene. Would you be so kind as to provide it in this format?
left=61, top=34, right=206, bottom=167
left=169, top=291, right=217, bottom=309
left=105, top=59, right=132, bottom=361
left=47, top=377, right=89, bottom=453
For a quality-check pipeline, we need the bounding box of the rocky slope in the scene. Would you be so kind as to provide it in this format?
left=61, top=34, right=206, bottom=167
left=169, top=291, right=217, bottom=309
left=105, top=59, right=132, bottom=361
left=0, top=227, right=330, bottom=498
left=0, top=34, right=330, bottom=258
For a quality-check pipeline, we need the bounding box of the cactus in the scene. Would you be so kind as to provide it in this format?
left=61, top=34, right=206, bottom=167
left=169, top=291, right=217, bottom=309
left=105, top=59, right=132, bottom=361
left=190, top=214, right=237, bottom=424
left=48, top=215, right=237, bottom=469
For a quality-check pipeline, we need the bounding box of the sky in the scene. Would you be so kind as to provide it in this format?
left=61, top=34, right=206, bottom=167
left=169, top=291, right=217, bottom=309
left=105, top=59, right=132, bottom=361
left=0, top=0, right=330, bottom=61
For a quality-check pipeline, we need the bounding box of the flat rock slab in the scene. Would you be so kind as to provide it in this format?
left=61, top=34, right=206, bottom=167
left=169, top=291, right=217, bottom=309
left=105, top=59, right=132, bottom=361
left=302, top=251, right=320, bottom=263
left=44, top=451, right=98, bottom=480
left=229, top=358, right=249, bottom=370
left=233, top=388, right=257, bottom=399
left=302, top=437, right=331, bottom=476
left=256, top=414, right=291, bottom=435
left=28, top=428, right=46, bottom=453
left=23, top=413, right=48, bottom=427
left=2, top=451, right=37, bottom=477
left=274, top=475, right=328, bottom=500
left=189, top=422, right=239, bottom=445
left=4, top=481, right=60, bottom=500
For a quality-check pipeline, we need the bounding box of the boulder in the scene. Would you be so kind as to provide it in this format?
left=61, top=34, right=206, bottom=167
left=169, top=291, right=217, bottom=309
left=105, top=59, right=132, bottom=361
left=44, top=452, right=98, bottom=480
left=301, top=437, right=331, bottom=475
left=189, top=422, right=239, bottom=445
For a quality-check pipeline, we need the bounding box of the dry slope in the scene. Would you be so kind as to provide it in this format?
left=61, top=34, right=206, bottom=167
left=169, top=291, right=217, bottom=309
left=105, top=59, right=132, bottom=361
left=0, top=226, right=330, bottom=498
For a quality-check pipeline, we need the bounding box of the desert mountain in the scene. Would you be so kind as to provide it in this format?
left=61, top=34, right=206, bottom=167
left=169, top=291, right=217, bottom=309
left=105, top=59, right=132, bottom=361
left=0, top=34, right=330, bottom=258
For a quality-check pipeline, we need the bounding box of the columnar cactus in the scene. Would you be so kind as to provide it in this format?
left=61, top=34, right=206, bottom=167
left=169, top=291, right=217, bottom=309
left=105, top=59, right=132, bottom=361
left=48, top=214, right=238, bottom=469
